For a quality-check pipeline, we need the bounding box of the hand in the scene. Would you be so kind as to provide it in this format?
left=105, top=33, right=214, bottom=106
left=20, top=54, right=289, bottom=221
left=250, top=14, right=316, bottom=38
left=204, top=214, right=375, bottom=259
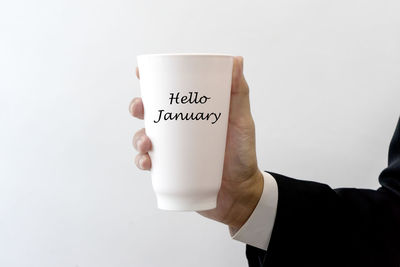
left=129, top=56, right=264, bottom=232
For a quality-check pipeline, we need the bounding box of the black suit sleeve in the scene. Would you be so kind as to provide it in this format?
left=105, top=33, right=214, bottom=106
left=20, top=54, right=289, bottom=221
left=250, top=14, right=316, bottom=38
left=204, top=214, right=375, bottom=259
left=246, top=117, right=400, bottom=267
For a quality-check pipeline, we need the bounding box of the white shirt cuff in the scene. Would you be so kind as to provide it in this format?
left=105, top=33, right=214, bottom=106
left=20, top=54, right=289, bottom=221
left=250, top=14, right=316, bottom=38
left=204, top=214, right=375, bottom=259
left=228, top=171, right=278, bottom=251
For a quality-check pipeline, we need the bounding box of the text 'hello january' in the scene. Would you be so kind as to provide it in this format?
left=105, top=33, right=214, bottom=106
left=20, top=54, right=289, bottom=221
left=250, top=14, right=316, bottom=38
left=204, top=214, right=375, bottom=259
left=153, top=91, right=222, bottom=124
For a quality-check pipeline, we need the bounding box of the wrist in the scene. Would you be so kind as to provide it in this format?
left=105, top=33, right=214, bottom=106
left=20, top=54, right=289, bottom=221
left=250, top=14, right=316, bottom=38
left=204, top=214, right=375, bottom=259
left=226, top=169, right=264, bottom=230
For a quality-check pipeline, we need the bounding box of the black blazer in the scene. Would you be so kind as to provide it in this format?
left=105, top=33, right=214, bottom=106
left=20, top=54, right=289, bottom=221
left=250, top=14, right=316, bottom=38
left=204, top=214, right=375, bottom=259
left=246, top=117, right=400, bottom=267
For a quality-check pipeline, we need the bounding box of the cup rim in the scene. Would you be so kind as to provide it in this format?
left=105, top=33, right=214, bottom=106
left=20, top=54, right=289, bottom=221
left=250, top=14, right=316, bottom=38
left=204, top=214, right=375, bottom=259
left=137, top=53, right=234, bottom=58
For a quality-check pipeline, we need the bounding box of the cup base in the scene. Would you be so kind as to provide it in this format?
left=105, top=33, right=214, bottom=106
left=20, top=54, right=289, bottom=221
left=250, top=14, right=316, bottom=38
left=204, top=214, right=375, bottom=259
left=156, top=194, right=217, bottom=211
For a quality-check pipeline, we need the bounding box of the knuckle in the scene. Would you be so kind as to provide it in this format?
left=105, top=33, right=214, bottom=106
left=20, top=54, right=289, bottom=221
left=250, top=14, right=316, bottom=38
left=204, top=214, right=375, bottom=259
left=137, top=136, right=147, bottom=152
left=133, top=129, right=145, bottom=149
left=134, top=154, right=141, bottom=167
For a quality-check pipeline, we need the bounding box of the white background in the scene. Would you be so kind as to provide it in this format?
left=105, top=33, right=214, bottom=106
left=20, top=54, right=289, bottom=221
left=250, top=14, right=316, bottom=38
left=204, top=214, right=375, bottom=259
left=1, top=0, right=399, bottom=266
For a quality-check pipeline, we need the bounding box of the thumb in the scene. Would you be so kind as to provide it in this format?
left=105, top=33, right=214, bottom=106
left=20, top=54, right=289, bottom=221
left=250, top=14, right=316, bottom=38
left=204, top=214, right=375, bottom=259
left=229, top=56, right=253, bottom=125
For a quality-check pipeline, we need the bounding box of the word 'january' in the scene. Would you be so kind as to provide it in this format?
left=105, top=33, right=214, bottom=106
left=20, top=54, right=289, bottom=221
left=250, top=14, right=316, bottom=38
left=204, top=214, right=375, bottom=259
left=153, top=92, right=222, bottom=124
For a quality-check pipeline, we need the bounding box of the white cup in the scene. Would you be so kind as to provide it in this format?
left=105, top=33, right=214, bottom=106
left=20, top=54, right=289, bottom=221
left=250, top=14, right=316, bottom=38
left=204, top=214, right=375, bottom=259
left=137, top=53, right=234, bottom=211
